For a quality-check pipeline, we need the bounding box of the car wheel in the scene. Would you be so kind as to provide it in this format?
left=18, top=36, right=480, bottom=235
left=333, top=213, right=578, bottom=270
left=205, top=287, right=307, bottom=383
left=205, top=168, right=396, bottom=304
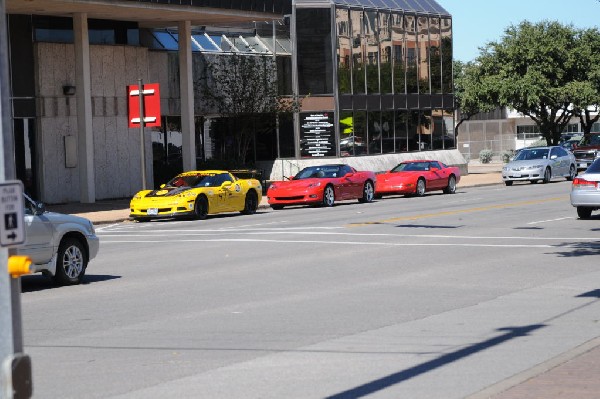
left=415, top=178, right=426, bottom=197
left=443, top=175, right=457, bottom=194
left=194, top=196, right=208, bottom=220
left=504, top=181, right=513, bottom=186
left=567, top=165, right=576, bottom=181
left=270, top=204, right=284, bottom=210
left=358, top=181, right=374, bottom=203
left=577, top=207, right=593, bottom=219
left=542, top=167, right=551, bottom=183
left=322, top=185, right=335, bottom=207
left=241, top=190, right=258, bottom=215
left=53, top=237, right=87, bottom=286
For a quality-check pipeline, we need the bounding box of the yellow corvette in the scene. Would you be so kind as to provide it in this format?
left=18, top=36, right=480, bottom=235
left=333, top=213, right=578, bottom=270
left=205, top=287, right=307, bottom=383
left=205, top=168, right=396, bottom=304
left=129, top=170, right=262, bottom=221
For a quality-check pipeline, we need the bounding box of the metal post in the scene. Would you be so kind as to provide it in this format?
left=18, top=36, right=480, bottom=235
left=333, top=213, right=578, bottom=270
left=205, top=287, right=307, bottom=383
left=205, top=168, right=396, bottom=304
left=138, top=79, right=146, bottom=190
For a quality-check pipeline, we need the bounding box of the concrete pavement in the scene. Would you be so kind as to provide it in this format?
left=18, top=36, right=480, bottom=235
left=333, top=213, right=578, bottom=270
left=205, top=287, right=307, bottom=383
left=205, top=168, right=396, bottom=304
left=43, top=163, right=600, bottom=398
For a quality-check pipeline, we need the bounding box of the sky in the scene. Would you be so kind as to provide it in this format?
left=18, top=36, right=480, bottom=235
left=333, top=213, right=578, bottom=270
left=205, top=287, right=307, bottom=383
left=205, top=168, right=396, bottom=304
left=442, top=0, right=600, bottom=62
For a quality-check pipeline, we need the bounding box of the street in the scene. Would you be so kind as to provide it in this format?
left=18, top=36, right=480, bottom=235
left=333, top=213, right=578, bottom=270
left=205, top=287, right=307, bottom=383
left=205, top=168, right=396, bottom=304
left=20, top=180, right=600, bottom=398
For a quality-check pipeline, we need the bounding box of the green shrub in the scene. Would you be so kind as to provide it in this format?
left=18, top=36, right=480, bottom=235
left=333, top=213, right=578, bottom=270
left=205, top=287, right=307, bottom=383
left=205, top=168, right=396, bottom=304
left=479, top=149, right=494, bottom=164
left=501, top=151, right=514, bottom=163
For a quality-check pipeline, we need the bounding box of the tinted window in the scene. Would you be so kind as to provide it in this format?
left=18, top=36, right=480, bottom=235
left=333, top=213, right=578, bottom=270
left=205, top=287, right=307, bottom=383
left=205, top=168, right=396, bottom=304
left=586, top=158, right=600, bottom=173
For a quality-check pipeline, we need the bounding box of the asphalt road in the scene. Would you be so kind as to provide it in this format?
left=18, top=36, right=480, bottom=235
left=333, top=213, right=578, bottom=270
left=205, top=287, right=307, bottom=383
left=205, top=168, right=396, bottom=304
left=20, top=180, right=600, bottom=399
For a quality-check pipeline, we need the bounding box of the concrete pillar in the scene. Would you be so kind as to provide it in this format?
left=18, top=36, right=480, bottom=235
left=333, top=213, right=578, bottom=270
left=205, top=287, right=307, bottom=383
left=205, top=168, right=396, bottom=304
left=73, top=13, right=95, bottom=203
left=179, top=21, right=196, bottom=171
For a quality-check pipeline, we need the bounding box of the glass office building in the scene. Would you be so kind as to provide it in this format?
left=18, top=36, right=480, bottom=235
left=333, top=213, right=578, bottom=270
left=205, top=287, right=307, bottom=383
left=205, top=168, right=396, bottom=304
left=291, top=0, right=454, bottom=159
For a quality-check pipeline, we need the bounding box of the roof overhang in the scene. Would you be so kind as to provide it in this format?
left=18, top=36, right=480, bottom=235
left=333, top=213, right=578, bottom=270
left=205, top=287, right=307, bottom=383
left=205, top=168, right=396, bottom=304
left=6, top=0, right=284, bottom=28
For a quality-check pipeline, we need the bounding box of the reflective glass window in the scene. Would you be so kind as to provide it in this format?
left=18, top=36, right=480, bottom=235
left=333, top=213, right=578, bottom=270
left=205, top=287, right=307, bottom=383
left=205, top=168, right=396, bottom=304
left=339, top=110, right=355, bottom=156
left=429, top=17, right=442, bottom=94
left=405, top=15, right=418, bottom=93
left=391, top=13, right=405, bottom=94
left=364, top=10, right=379, bottom=94
left=441, top=17, right=453, bottom=94
left=380, top=111, right=394, bottom=153
left=417, top=16, right=429, bottom=94
left=368, top=111, right=382, bottom=154
left=351, top=10, right=365, bottom=94
left=395, top=110, right=409, bottom=152
left=336, top=8, right=352, bottom=94
left=296, top=8, right=333, bottom=95
left=379, top=12, right=393, bottom=94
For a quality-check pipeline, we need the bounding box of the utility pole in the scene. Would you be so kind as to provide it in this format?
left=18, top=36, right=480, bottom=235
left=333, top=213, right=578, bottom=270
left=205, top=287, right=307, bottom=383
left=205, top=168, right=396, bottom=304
left=1, top=1, right=33, bottom=397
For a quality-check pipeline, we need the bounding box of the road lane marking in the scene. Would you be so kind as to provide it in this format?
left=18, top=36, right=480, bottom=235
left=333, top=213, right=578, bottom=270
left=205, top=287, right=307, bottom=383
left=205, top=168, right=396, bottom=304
left=348, top=196, right=567, bottom=226
left=99, top=238, right=557, bottom=248
left=527, top=217, right=574, bottom=225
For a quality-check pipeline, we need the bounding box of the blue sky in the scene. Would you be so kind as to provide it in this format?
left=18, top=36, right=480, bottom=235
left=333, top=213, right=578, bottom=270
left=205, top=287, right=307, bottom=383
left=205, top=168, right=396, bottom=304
left=443, top=0, right=600, bottom=62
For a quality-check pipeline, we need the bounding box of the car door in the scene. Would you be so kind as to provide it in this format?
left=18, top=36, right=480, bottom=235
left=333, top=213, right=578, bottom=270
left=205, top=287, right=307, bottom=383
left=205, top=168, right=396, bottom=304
left=555, top=147, right=570, bottom=176
left=19, top=196, right=55, bottom=264
left=426, top=162, right=445, bottom=190
left=339, top=165, right=361, bottom=199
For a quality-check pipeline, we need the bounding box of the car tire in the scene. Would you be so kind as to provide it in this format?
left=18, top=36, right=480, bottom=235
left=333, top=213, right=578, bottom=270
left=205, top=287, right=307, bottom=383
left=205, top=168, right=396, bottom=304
left=53, top=237, right=87, bottom=286
left=270, top=204, right=284, bottom=210
left=415, top=178, right=426, bottom=197
left=322, top=185, right=335, bottom=207
left=194, top=196, right=208, bottom=220
left=443, top=175, right=457, bottom=194
left=567, top=165, right=576, bottom=181
left=542, top=167, right=551, bottom=183
left=241, top=190, right=258, bottom=215
left=504, top=181, right=513, bottom=186
left=577, top=207, right=593, bottom=219
left=358, top=181, right=374, bottom=203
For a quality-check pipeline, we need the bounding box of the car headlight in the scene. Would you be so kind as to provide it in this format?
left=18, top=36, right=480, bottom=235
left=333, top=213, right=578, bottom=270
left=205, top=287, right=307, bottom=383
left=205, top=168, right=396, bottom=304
left=503, top=166, right=509, bottom=171
left=133, top=193, right=143, bottom=200
left=307, top=182, right=322, bottom=188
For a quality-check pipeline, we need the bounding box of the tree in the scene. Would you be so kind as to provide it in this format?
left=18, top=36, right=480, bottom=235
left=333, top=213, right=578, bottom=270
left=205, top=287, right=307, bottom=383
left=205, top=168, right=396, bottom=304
left=453, top=60, right=497, bottom=136
left=569, top=28, right=600, bottom=134
left=197, top=53, right=300, bottom=165
left=476, top=21, right=598, bottom=145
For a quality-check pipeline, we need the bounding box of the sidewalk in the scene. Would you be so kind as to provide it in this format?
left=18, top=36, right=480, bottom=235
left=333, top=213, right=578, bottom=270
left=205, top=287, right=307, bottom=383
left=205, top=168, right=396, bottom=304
left=45, top=163, right=600, bottom=398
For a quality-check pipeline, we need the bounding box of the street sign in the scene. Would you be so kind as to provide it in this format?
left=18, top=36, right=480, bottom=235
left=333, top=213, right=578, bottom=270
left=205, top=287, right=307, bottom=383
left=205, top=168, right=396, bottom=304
left=128, top=83, right=161, bottom=128
left=0, top=181, right=25, bottom=247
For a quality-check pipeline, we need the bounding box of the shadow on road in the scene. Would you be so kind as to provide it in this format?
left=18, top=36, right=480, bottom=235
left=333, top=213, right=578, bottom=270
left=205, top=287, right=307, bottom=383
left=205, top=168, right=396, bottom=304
left=21, top=274, right=121, bottom=292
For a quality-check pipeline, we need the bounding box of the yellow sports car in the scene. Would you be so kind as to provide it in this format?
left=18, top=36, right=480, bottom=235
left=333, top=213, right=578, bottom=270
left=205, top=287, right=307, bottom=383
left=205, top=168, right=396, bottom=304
left=129, top=170, right=262, bottom=221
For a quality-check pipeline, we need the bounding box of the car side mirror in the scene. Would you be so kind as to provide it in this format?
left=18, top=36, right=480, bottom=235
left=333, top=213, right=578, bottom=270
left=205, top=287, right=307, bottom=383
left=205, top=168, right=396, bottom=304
left=160, top=184, right=165, bottom=189
left=221, top=181, right=233, bottom=188
left=430, top=167, right=439, bottom=171
left=550, top=155, right=557, bottom=160
left=34, top=201, right=45, bottom=216
left=344, top=172, right=354, bottom=178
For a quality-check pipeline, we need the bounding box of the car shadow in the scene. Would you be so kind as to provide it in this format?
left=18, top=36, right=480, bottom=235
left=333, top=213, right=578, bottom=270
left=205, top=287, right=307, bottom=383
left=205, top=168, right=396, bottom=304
left=551, top=241, right=600, bottom=258
left=21, top=274, right=121, bottom=292
left=395, top=224, right=462, bottom=229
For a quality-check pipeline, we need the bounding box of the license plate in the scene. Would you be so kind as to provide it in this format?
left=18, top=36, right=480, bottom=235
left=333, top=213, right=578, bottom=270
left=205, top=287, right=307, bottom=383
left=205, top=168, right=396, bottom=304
left=147, top=208, right=158, bottom=215
left=513, top=173, right=521, bottom=178
left=579, top=163, right=588, bottom=168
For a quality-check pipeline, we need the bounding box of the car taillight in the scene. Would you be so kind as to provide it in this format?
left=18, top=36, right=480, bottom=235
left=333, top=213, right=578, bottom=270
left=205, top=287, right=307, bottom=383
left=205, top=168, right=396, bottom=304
left=572, top=177, right=597, bottom=187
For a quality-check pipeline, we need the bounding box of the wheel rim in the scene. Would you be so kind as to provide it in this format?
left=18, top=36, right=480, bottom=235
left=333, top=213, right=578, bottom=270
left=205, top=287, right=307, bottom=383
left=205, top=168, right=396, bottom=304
left=570, top=166, right=576, bottom=179
left=62, top=245, right=84, bottom=279
left=364, top=182, right=374, bottom=201
left=417, top=180, right=425, bottom=195
left=324, top=187, right=334, bottom=206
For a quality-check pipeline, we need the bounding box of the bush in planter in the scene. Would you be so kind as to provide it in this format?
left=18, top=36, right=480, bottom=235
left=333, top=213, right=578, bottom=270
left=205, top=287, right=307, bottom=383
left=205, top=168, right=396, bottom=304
left=501, top=150, right=515, bottom=163
left=479, top=149, right=494, bottom=164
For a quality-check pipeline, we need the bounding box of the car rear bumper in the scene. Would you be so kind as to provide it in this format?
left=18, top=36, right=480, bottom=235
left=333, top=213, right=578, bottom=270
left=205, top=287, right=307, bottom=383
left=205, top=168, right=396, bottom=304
left=570, top=190, right=600, bottom=208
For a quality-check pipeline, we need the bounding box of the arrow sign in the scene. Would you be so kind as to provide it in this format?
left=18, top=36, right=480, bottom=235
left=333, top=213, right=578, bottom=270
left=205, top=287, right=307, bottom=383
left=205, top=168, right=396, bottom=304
left=0, top=181, right=25, bottom=247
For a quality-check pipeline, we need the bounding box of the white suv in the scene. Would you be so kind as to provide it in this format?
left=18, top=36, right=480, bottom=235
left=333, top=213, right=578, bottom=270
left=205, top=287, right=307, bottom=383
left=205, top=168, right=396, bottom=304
left=16, top=194, right=100, bottom=285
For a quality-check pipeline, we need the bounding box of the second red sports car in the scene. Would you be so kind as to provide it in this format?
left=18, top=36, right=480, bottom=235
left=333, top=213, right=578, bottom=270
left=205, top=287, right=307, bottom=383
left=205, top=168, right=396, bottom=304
left=375, top=160, right=460, bottom=198
left=267, top=164, right=376, bottom=209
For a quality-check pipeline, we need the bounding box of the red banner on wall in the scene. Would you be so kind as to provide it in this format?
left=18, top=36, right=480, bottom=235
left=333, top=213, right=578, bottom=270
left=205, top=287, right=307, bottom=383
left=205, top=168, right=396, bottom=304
left=128, top=83, right=161, bottom=128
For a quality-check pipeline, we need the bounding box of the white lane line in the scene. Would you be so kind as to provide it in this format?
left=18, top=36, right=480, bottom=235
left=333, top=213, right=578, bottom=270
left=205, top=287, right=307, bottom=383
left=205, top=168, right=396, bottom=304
left=527, top=217, right=574, bottom=225
left=96, top=230, right=595, bottom=241
left=98, top=238, right=556, bottom=248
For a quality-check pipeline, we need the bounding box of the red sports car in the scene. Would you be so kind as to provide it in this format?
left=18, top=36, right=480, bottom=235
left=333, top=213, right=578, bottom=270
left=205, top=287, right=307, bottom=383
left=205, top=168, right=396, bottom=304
left=267, top=164, right=376, bottom=209
left=375, top=160, right=460, bottom=198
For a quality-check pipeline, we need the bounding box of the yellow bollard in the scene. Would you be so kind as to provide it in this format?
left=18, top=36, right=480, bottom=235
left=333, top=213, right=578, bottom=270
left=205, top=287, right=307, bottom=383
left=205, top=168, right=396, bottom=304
left=8, top=255, right=32, bottom=278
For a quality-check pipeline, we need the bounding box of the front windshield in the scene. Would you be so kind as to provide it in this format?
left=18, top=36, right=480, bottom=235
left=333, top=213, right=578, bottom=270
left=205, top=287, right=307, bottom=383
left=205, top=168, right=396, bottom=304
left=391, top=162, right=430, bottom=172
left=295, top=166, right=341, bottom=179
left=166, top=173, right=231, bottom=188
left=514, top=148, right=549, bottom=161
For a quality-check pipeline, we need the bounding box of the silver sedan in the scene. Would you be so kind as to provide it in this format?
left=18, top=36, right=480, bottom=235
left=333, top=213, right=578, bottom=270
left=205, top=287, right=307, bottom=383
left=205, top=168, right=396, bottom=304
left=17, top=194, right=100, bottom=285
left=502, top=146, right=576, bottom=186
left=570, top=158, right=600, bottom=219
